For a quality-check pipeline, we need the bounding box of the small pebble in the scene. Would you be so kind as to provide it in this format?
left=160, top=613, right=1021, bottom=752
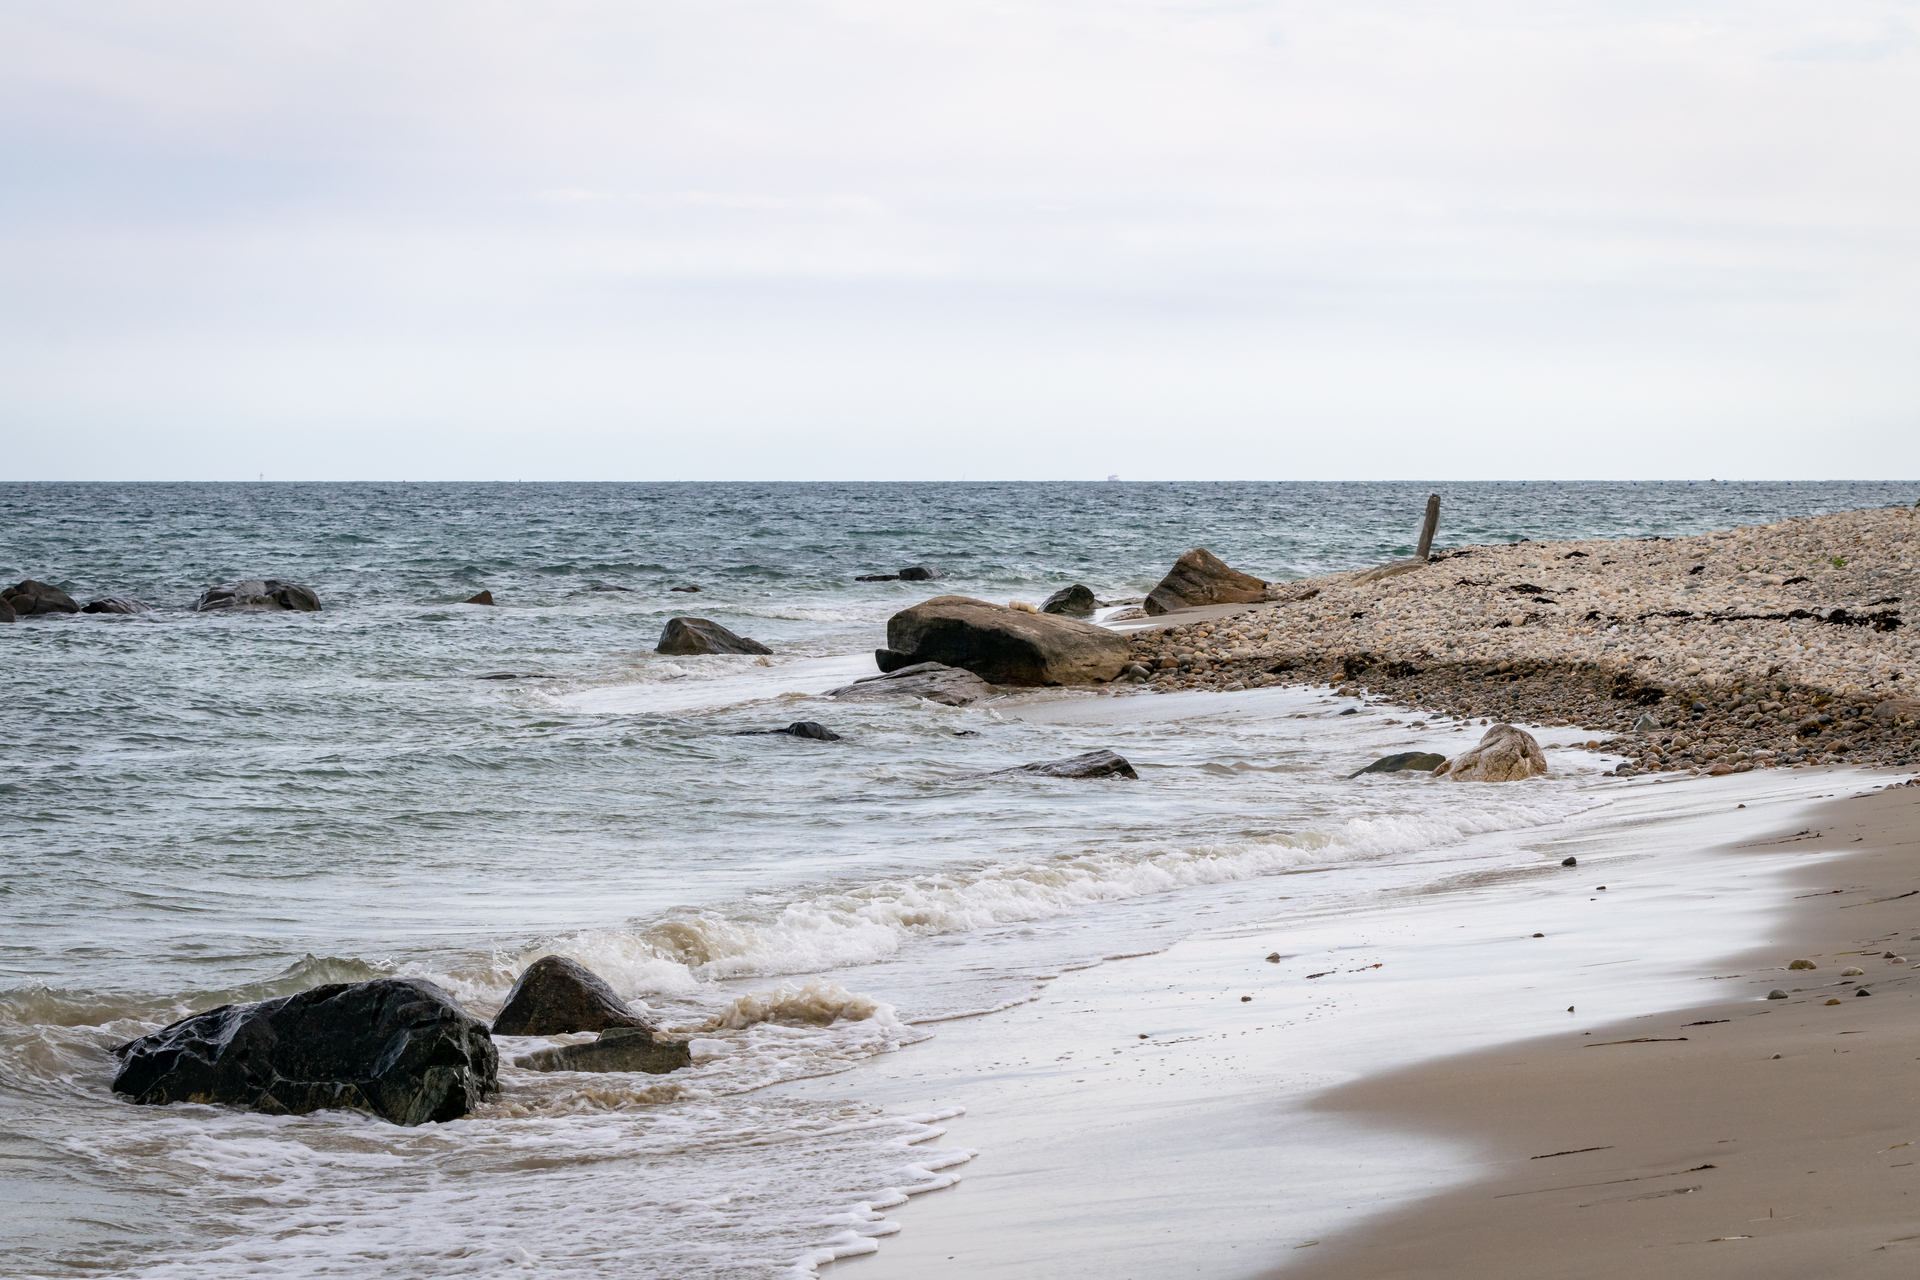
left=1561, top=856, right=1577, bottom=867
left=1770, top=1053, right=1782, bottom=1059
left=1789, top=959, right=1817, bottom=970
left=1767, top=989, right=1788, bottom=999
left=1841, top=967, right=1865, bottom=976
left=1532, top=932, right=1545, bottom=938
left=1889, top=956, right=1909, bottom=964
left=1856, top=988, right=1872, bottom=997
left=1825, top=998, right=1843, bottom=1005
left=1266, top=953, right=1281, bottom=962
left=1596, top=885, right=1606, bottom=891
left=1241, top=995, right=1252, bottom=1002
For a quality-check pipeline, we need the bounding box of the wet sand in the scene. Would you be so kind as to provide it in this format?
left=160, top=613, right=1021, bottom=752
left=1272, top=780, right=1920, bottom=1280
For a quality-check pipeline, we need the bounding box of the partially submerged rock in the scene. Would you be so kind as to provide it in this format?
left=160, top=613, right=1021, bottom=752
left=492, top=955, right=651, bottom=1037
left=1040, top=584, right=1097, bottom=617
left=655, top=617, right=772, bottom=656
left=1348, top=751, right=1448, bottom=779
left=1144, top=549, right=1266, bottom=616
left=1434, top=724, right=1548, bottom=782
left=980, top=749, right=1139, bottom=780
left=898, top=566, right=941, bottom=581
left=81, top=597, right=151, bottom=614
left=111, top=978, right=496, bottom=1126
left=3, top=579, right=80, bottom=615
left=513, top=1026, right=691, bottom=1075
left=877, top=595, right=1132, bottom=686
left=825, top=661, right=994, bottom=706
left=733, top=721, right=842, bottom=741
left=193, top=580, right=322, bottom=612
left=464, top=590, right=495, bottom=605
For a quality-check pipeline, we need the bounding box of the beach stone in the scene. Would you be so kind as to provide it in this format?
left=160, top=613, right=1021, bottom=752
left=1633, top=713, right=1661, bottom=733
left=1873, top=698, right=1920, bottom=724
left=655, top=617, right=772, bottom=656
left=1841, top=966, right=1865, bottom=976
left=1347, top=751, right=1447, bottom=779
left=878, top=595, right=1131, bottom=686
left=464, top=590, right=495, bottom=605
left=1855, top=989, right=1872, bottom=997
left=826, top=661, right=995, bottom=706
left=81, top=596, right=152, bottom=614
left=1767, top=989, right=1788, bottom=999
left=1434, top=724, right=1548, bottom=782
left=897, top=566, right=941, bottom=581
left=1040, top=584, right=1098, bottom=617
left=1144, top=549, right=1268, bottom=616
left=1561, top=856, right=1577, bottom=866
left=735, top=721, right=841, bottom=741
left=111, top=978, right=496, bottom=1126
left=513, top=1026, right=691, bottom=1075
left=3, top=579, right=80, bottom=615
left=980, top=749, right=1139, bottom=780
left=1788, top=959, right=1817, bottom=970
left=193, top=579, right=322, bottom=612
left=491, top=956, right=651, bottom=1037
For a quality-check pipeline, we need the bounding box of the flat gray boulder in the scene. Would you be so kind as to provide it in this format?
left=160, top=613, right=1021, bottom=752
left=492, top=955, right=651, bottom=1037
left=111, top=978, right=496, bottom=1126
left=1348, top=751, right=1448, bottom=779
left=82, top=596, right=152, bottom=614
left=655, top=617, right=772, bottom=655
left=1144, top=549, right=1267, bottom=616
left=1435, top=724, right=1548, bottom=782
left=826, top=661, right=994, bottom=706
left=979, top=749, right=1139, bottom=780
left=877, top=595, right=1132, bottom=686
left=193, top=580, right=322, bottom=612
left=513, top=1026, right=691, bottom=1075
left=1041, top=584, right=1097, bottom=617
left=3, top=579, right=80, bottom=615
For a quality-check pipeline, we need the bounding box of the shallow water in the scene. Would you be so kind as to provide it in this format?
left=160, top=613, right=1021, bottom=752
left=1, top=480, right=1912, bottom=1277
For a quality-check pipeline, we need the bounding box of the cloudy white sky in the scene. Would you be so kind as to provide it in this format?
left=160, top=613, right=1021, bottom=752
left=2, top=1, right=1916, bottom=480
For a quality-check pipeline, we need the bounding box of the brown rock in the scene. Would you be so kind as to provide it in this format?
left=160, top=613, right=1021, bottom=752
left=463, top=590, right=495, bottom=605
left=1144, top=549, right=1267, bottom=616
left=2, top=579, right=80, bottom=615
left=1435, top=723, right=1549, bottom=782
left=491, top=955, right=651, bottom=1037
left=878, top=595, right=1131, bottom=686
left=656, top=617, right=772, bottom=656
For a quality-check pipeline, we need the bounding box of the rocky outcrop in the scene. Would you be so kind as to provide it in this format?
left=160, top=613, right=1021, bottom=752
left=825, top=661, right=994, bottom=706
left=111, top=978, right=496, bottom=1126
left=856, top=566, right=942, bottom=583
left=1040, top=585, right=1097, bottom=617
left=193, top=580, right=322, bottom=612
left=980, top=749, right=1139, bottom=780
left=733, top=721, right=842, bottom=741
left=82, top=597, right=152, bottom=614
left=464, top=591, right=495, bottom=605
left=513, top=1026, right=691, bottom=1075
left=491, top=956, right=651, bottom=1037
left=1434, top=724, right=1548, bottom=782
left=655, top=617, right=772, bottom=656
left=0, top=598, right=14, bottom=623
left=3, top=580, right=80, bottom=615
left=1348, top=751, right=1448, bottom=779
left=876, top=596, right=1132, bottom=686
left=1144, top=550, right=1267, bottom=616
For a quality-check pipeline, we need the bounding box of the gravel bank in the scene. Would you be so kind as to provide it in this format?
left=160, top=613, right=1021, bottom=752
left=1125, top=505, right=1920, bottom=775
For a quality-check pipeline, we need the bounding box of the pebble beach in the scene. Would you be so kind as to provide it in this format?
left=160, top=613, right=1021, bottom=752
left=1129, top=504, right=1920, bottom=776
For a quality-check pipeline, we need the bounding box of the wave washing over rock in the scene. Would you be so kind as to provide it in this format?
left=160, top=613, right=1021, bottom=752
left=2, top=480, right=1915, bottom=1275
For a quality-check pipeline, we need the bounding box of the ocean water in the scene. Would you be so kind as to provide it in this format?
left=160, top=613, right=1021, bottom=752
left=1, top=480, right=1913, bottom=1278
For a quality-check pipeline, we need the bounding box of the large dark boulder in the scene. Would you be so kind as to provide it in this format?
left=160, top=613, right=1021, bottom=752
left=193, top=580, right=322, bottom=612
left=1040, top=585, right=1097, bottom=617
left=111, top=978, right=495, bottom=1126
left=513, top=1026, right=692, bottom=1075
left=825, top=661, right=995, bottom=706
left=3, top=580, right=80, bottom=615
left=733, top=721, right=842, bottom=741
left=1348, top=751, right=1448, bottom=779
left=980, top=749, right=1139, bottom=780
left=877, top=595, right=1132, bottom=686
left=897, top=566, right=941, bottom=581
left=1144, top=549, right=1267, bottom=616
left=0, top=598, right=13, bottom=624
left=655, top=617, right=772, bottom=656
left=82, top=597, right=152, bottom=615
left=491, top=955, right=650, bottom=1037
left=463, top=590, right=495, bottom=605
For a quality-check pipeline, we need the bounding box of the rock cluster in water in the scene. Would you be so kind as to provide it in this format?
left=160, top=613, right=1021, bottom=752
left=1128, top=506, right=1920, bottom=773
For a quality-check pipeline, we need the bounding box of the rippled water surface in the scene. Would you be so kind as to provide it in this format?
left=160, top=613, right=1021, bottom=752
left=1, top=480, right=1911, bottom=1276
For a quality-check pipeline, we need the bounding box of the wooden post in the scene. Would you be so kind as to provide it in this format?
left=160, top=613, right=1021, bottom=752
left=1416, top=493, right=1440, bottom=561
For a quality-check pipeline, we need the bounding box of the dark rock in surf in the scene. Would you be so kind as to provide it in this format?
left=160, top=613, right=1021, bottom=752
left=492, top=955, right=652, bottom=1037
left=1347, top=751, right=1448, bottom=779
left=111, top=978, right=495, bottom=1126
left=734, top=721, right=842, bottom=741
left=670, top=585, right=701, bottom=593
left=82, top=597, right=152, bottom=614
left=193, top=580, right=322, bottom=612
left=826, top=661, right=994, bottom=706
left=514, top=1026, right=691, bottom=1075
left=1040, top=584, right=1097, bottom=618
left=856, top=574, right=901, bottom=582
left=979, top=749, right=1139, bottom=780
left=3, top=579, right=80, bottom=615
left=655, top=617, right=772, bottom=656
left=1144, top=549, right=1267, bottom=616
left=588, top=584, right=635, bottom=593
left=463, top=590, right=495, bottom=605
left=879, top=596, right=1131, bottom=686
left=897, top=566, right=941, bottom=581
left=0, top=597, right=15, bottom=623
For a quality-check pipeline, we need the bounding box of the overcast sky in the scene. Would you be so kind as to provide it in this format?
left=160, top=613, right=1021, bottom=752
left=3, top=1, right=1916, bottom=480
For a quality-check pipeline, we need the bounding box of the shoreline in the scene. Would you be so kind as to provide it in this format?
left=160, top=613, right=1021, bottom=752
left=1271, top=777, right=1920, bottom=1279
